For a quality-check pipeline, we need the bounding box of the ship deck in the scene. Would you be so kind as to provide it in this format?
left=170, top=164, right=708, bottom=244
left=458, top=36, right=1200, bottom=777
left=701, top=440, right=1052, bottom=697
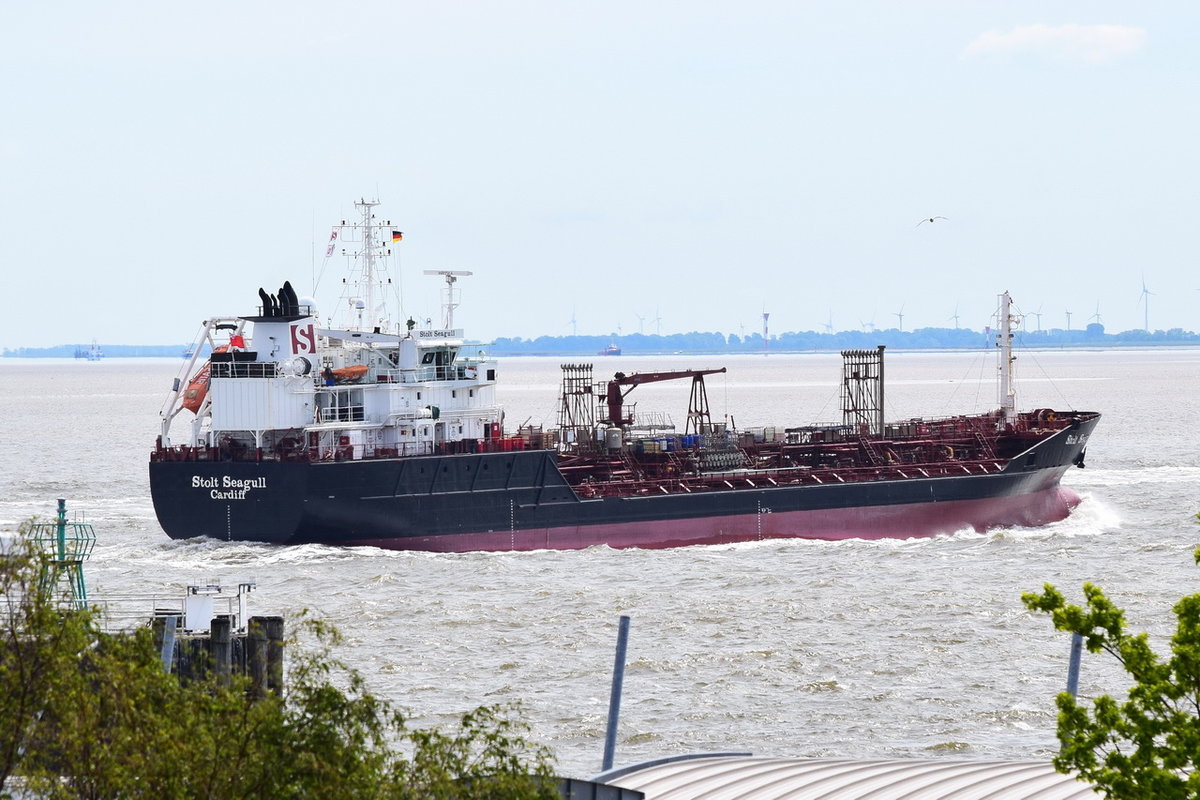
left=152, top=409, right=1097, bottom=501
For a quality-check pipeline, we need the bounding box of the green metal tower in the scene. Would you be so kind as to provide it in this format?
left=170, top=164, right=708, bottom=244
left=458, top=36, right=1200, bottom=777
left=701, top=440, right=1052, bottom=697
left=29, top=498, right=95, bottom=610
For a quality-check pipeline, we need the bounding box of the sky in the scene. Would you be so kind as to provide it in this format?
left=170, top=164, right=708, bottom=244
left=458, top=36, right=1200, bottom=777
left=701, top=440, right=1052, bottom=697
left=2, top=1, right=1197, bottom=348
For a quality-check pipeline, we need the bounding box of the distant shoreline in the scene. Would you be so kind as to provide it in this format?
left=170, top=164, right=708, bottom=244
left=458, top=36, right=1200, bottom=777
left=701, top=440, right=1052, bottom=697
left=5, top=337, right=1200, bottom=360
left=14, top=317, right=1200, bottom=360
left=6, top=321, right=1199, bottom=359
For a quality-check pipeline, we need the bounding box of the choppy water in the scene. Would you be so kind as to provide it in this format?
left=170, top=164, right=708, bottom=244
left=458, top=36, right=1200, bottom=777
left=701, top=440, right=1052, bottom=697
left=1, top=348, right=1198, bottom=778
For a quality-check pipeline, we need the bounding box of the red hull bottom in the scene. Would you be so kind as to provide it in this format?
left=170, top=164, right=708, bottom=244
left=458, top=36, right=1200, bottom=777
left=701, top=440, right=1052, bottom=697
left=341, top=486, right=1083, bottom=553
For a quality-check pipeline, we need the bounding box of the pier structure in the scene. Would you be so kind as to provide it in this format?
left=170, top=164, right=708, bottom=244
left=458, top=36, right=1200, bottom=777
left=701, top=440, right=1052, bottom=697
left=150, top=581, right=284, bottom=694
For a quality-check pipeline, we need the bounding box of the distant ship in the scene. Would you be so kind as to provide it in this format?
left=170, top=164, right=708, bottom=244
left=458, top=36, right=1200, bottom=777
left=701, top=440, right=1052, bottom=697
left=599, top=343, right=621, bottom=356
left=74, top=340, right=103, bottom=361
left=149, top=199, right=1099, bottom=552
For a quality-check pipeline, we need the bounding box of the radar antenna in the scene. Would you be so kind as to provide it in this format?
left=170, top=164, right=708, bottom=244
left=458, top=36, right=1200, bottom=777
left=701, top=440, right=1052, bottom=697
left=423, top=270, right=473, bottom=329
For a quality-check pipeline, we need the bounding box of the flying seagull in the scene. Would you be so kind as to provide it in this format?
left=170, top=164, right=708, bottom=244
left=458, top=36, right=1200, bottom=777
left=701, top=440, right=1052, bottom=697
left=916, top=216, right=948, bottom=227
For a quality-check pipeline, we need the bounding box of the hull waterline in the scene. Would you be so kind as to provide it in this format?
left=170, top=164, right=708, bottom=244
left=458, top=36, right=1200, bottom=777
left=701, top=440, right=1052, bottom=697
left=149, top=415, right=1096, bottom=552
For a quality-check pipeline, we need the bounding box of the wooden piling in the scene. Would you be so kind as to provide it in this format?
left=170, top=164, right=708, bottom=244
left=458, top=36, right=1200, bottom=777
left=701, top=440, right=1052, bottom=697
left=211, top=615, right=232, bottom=687
left=247, top=616, right=269, bottom=699
left=264, top=616, right=284, bottom=694
left=149, top=612, right=283, bottom=696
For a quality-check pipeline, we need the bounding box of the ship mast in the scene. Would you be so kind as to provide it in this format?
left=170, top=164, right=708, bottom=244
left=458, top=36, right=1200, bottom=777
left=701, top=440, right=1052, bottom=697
left=423, top=270, right=473, bottom=330
left=333, top=198, right=401, bottom=332
left=360, top=199, right=379, bottom=330
left=996, top=291, right=1018, bottom=425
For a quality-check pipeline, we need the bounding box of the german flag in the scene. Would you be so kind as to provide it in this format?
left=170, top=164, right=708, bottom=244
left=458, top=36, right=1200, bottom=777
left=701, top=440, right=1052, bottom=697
left=391, top=230, right=403, bottom=243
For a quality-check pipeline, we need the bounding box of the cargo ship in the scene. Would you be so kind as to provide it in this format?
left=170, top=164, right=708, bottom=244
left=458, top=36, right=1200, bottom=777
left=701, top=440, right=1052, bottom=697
left=149, top=200, right=1099, bottom=552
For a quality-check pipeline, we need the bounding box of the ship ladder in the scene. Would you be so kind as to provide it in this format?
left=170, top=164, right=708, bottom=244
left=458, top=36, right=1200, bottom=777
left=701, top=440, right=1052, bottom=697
left=618, top=448, right=644, bottom=481
left=665, top=450, right=691, bottom=476
left=858, top=437, right=886, bottom=466
left=973, top=431, right=997, bottom=460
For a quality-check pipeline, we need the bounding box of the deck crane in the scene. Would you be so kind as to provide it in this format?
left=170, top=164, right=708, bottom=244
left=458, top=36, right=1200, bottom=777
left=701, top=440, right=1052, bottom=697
left=602, top=368, right=727, bottom=435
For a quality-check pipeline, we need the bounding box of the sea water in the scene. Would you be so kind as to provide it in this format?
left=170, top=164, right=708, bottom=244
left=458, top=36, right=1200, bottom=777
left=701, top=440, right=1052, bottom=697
left=1, top=348, right=1197, bottom=778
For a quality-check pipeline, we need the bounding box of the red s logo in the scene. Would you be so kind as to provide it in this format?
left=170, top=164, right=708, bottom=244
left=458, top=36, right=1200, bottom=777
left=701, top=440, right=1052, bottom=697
left=290, top=323, right=315, bottom=355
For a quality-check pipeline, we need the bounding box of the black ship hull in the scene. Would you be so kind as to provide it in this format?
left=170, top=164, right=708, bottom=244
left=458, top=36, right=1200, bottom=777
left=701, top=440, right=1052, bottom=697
left=149, top=416, right=1097, bottom=552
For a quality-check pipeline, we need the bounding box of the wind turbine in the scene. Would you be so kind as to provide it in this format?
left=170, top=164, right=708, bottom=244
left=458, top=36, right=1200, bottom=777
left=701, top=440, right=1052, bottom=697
left=1030, top=305, right=1043, bottom=332
left=893, top=304, right=905, bottom=332
left=635, top=313, right=645, bottom=335
left=949, top=304, right=960, bottom=329
left=1090, top=303, right=1102, bottom=326
left=1065, top=309, right=1072, bottom=331
left=1138, top=276, right=1154, bottom=332
left=860, top=313, right=876, bottom=333
left=654, top=307, right=662, bottom=337
left=823, top=310, right=834, bottom=334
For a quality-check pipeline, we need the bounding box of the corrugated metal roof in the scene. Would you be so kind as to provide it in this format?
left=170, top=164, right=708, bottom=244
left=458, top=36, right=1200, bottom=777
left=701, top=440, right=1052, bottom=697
left=597, top=756, right=1101, bottom=799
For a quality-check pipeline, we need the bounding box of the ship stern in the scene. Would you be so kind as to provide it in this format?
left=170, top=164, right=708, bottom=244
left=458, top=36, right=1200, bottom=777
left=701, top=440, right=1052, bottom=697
left=149, top=461, right=307, bottom=544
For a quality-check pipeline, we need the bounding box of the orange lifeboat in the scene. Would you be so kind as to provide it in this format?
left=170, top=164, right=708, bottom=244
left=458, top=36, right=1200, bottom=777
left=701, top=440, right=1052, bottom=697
left=182, top=345, right=228, bottom=414
left=330, top=364, right=369, bottom=384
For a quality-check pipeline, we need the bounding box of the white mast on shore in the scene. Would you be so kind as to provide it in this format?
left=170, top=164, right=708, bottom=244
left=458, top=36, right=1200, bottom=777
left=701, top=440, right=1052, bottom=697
left=996, top=291, right=1019, bottom=425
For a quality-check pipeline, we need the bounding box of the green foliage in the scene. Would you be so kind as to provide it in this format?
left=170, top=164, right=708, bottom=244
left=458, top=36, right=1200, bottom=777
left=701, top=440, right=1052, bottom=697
left=1023, top=575, right=1200, bottom=799
left=0, top=523, right=557, bottom=799
left=0, top=519, right=95, bottom=792
left=392, top=706, right=557, bottom=800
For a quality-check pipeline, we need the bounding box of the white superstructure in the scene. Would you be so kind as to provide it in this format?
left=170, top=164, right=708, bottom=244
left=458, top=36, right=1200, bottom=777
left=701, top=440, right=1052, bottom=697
left=159, top=201, right=502, bottom=462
